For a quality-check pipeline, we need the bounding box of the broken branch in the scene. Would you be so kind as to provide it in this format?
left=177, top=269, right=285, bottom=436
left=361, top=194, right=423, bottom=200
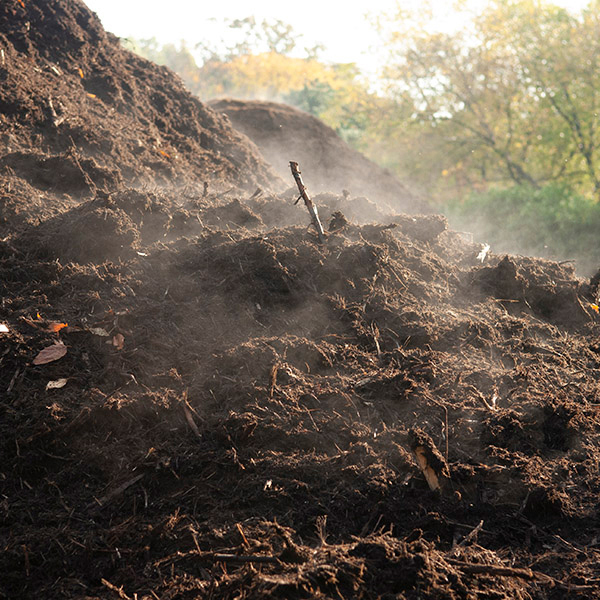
left=289, top=161, right=325, bottom=243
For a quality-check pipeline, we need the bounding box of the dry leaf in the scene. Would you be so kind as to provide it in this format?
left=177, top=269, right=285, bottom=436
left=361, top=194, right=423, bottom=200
left=23, top=315, right=68, bottom=332
left=33, top=342, right=67, bottom=365
left=90, top=327, right=110, bottom=337
left=46, top=378, right=68, bottom=390
left=112, top=333, right=125, bottom=350
left=0, top=323, right=8, bottom=333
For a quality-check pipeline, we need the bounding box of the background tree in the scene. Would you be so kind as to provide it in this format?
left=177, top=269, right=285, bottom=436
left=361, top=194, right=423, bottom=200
left=378, top=0, right=600, bottom=199
left=126, top=18, right=377, bottom=144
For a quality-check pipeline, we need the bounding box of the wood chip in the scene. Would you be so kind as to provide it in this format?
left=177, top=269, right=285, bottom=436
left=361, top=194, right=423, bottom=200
left=414, top=446, right=441, bottom=491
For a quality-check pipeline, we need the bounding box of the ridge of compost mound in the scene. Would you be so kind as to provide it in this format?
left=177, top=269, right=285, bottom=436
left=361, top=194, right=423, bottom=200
left=2, top=1, right=600, bottom=599
left=0, top=0, right=281, bottom=232
left=211, top=98, right=428, bottom=214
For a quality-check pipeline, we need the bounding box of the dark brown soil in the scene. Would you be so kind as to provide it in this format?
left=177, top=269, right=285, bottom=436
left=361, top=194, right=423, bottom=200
left=211, top=98, right=430, bottom=215
left=0, top=0, right=281, bottom=234
left=2, top=2, right=600, bottom=599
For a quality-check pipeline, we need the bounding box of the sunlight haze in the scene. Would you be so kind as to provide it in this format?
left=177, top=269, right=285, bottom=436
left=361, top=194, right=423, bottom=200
left=85, top=0, right=589, bottom=69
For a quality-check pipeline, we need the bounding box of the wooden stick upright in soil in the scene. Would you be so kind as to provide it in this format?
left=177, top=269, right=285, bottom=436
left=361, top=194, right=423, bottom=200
left=289, top=161, right=325, bottom=243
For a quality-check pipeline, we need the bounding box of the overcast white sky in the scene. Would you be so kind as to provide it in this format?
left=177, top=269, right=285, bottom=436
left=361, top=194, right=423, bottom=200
left=85, top=0, right=398, bottom=67
left=85, top=0, right=590, bottom=69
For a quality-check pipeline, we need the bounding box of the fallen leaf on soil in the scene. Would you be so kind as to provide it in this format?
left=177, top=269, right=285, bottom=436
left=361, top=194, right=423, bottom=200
left=46, top=378, right=68, bottom=390
left=23, top=315, right=68, bottom=332
left=90, top=327, right=110, bottom=337
left=0, top=323, right=8, bottom=333
left=112, top=333, right=125, bottom=350
left=33, top=342, right=67, bottom=365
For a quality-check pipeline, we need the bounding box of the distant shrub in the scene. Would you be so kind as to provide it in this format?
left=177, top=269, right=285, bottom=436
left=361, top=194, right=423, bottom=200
left=446, top=184, right=600, bottom=276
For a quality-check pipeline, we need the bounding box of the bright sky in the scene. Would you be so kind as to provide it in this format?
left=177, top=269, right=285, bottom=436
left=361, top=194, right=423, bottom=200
left=85, top=0, right=396, bottom=67
left=85, top=0, right=590, bottom=70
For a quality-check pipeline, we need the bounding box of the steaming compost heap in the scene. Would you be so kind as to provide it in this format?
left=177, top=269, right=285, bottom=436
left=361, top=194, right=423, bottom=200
left=2, top=1, right=600, bottom=599
left=210, top=98, right=427, bottom=215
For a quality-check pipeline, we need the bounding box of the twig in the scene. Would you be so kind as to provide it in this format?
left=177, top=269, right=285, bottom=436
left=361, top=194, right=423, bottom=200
left=448, top=559, right=595, bottom=591
left=269, top=364, right=278, bottom=399
left=448, top=520, right=484, bottom=557
left=7, top=367, right=19, bottom=393
left=576, top=295, right=593, bottom=321
left=212, top=553, right=280, bottom=564
left=101, top=578, right=131, bottom=599
left=182, top=390, right=201, bottom=438
left=90, top=474, right=144, bottom=510
left=425, top=395, right=449, bottom=463
left=289, top=161, right=325, bottom=243
left=68, top=137, right=96, bottom=193
left=182, top=402, right=200, bottom=438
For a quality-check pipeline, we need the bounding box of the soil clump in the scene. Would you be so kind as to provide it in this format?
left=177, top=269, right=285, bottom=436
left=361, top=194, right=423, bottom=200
left=1, top=2, right=600, bottom=599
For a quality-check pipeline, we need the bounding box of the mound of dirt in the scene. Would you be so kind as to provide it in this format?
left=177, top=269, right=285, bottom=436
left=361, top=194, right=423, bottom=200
left=0, top=0, right=281, bottom=232
left=211, top=98, right=428, bottom=214
left=2, top=2, right=600, bottom=600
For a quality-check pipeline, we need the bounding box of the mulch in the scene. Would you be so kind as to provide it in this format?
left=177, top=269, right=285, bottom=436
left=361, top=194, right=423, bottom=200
left=1, top=1, right=600, bottom=599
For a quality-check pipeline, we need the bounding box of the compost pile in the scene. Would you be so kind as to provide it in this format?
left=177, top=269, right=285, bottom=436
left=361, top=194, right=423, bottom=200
left=211, top=98, right=428, bottom=215
left=2, top=2, right=600, bottom=599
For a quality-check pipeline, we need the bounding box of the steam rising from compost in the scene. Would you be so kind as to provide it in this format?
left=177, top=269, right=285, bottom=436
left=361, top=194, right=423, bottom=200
left=3, top=1, right=600, bottom=598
